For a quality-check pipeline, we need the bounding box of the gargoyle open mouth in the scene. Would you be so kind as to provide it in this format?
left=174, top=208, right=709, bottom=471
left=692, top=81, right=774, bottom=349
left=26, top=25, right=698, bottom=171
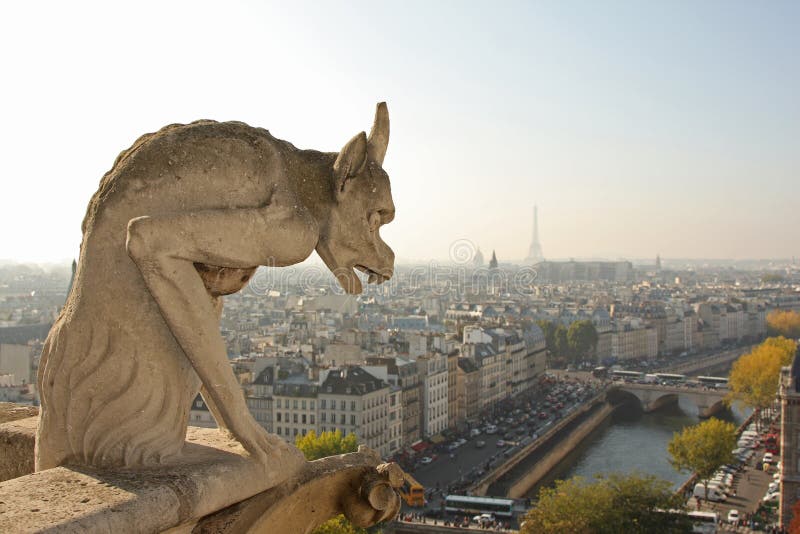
left=355, top=264, right=390, bottom=285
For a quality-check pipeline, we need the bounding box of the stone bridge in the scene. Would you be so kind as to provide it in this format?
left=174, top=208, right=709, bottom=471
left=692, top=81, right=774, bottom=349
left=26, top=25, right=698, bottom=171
left=609, top=383, right=728, bottom=418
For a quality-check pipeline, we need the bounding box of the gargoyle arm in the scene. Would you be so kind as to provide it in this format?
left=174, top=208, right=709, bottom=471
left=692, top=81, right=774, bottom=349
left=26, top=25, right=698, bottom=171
left=125, top=198, right=318, bottom=463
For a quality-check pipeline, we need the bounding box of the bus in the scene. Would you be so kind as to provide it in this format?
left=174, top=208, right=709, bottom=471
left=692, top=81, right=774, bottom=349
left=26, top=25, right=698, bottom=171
left=610, top=370, right=643, bottom=381
left=592, top=366, right=608, bottom=378
left=399, top=473, right=425, bottom=507
left=654, top=373, right=687, bottom=384
left=698, top=376, right=728, bottom=388
left=444, top=495, right=514, bottom=518
left=687, top=511, right=719, bottom=533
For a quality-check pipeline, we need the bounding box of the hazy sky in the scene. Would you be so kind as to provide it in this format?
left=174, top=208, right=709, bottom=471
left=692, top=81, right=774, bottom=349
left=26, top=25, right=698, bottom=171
left=1, top=1, right=798, bottom=263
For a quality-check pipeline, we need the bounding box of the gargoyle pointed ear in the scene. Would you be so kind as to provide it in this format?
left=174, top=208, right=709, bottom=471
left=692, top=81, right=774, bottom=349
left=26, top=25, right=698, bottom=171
left=367, top=102, right=389, bottom=166
left=333, top=131, right=367, bottom=198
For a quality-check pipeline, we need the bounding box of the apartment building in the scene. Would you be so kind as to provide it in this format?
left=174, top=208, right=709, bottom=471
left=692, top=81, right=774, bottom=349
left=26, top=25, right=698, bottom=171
left=417, top=351, right=448, bottom=437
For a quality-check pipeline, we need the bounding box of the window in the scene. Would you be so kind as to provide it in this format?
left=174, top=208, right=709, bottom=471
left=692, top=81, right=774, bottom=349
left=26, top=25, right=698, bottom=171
left=302, top=400, right=306, bottom=410
left=340, top=414, right=346, bottom=425
left=293, top=414, right=298, bottom=423
left=277, top=427, right=282, bottom=435
left=351, top=401, right=356, bottom=411
left=293, top=400, right=298, bottom=409
left=340, top=400, right=346, bottom=411
left=302, top=414, right=307, bottom=424
left=293, top=428, right=298, bottom=436
left=321, top=399, right=327, bottom=409
left=277, top=413, right=282, bottom=422
left=276, top=399, right=281, bottom=408
left=350, top=415, right=356, bottom=426
left=310, top=401, right=315, bottom=410
left=310, top=415, right=315, bottom=424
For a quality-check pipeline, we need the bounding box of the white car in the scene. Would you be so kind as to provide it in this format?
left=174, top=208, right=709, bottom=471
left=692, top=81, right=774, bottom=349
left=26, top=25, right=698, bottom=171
left=764, top=492, right=780, bottom=502
left=727, top=509, right=739, bottom=524
left=420, top=456, right=433, bottom=465
left=764, top=453, right=774, bottom=464
left=473, top=513, right=494, bottom=525
left=768, top=481, right=779, bottom=493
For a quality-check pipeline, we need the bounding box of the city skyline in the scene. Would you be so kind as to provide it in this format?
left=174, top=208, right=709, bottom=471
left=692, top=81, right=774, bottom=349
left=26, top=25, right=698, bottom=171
left=2, top=1, right=799, bottom=263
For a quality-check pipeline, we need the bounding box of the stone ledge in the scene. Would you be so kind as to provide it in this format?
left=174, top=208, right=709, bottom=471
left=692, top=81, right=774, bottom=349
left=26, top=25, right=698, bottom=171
left=0, top=402, right=38, bottom=424
left=0, top=417, right=401, bottom=533
left=0, top=413, right=37, bottom=482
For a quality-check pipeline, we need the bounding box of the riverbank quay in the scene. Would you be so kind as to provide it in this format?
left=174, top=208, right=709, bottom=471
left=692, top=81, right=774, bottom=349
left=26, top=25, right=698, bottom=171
left=680, top=409, right=783, bottom=532
left=470, top=392, right=616, bottom=498
left=389, top=518, right=515, bottom=533
left=675, top=410, right=760, bottom=498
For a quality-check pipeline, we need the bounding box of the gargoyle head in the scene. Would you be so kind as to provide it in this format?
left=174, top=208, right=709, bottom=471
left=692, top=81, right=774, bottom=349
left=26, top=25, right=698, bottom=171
left=316, top=102, right=395, bottom=295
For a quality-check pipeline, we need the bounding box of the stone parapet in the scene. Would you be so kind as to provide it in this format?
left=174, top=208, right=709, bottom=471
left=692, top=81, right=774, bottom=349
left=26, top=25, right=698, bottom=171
left=0, top=413, right=402, bottom=533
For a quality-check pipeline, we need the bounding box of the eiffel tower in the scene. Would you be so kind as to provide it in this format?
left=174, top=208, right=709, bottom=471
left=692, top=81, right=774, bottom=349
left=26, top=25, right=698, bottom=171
left=524, top=205, right=544, bottom=264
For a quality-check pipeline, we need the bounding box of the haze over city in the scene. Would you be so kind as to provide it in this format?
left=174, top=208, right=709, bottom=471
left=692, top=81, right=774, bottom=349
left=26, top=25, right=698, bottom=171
left=1, top=0, right=798, bottom=263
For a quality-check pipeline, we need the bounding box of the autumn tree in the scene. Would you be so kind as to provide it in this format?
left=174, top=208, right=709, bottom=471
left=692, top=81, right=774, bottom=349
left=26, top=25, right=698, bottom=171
left=767, top=310, right=800, bottom=338
left=567, top=320, right=599, bottom=364
left=727, top=336, right=797, bottom=428
left=667, top=418, right=736, bottom=500
left=295, top=431, right=368, bottom=534
left=521, top=472, right=687, bottom=534
left=788, top=499, right=800, bottom=534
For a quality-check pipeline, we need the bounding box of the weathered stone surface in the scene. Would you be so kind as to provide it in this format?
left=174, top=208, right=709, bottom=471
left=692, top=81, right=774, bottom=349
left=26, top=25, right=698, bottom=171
left=35, top=103, right=396, bottom=481
left=191, top=447, right=402, bottom=533
left=0, top=424, right=401, bottom=534
left=0, top=414, right=37, bottom=482
left=0, top=403, right=38, bottom=424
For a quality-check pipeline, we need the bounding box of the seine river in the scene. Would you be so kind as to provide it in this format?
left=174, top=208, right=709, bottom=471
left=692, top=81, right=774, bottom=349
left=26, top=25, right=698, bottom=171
left=526, top=397, right=749, bottom=497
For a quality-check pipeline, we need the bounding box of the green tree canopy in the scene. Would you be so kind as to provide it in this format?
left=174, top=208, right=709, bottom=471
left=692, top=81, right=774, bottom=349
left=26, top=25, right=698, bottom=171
left=567, top=320, right=599, bottom=363
left=554, top=324, right=570, bottom=360
left=521, top=472, right=688, bottom=534
left=537, top=320, right=557, bottom=353
left=295, top=431, right=367, bottom=534
left=295, top=430, right=359, bottom=461
left=667, top=418, right=736, bottom=499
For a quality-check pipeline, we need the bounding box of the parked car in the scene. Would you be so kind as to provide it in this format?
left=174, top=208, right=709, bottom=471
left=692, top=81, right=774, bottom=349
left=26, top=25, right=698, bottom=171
left=727, top=509, right=739, bottom=524
left=420, top=456, right=433, bottom=465
left=475, top=440, right=486, bottom=448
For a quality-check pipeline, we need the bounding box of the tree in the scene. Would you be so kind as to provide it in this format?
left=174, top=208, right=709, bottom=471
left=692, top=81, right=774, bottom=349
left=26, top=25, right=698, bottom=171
left=788, top=499, right=800, bottom=534
left=537, top=320, right=557, bottom=354
left=727, top=337, right=797, bottom=428
left=295, top=431, right=368, bottom=534
left=295, top=429, right=359, bottom=461
left=767, top=310, right=800, bottom=339
left=567, top=320, right=599, bottom=364
left=667, top=418, right=736, bottom=500
left=554, top=324, right=571, bottom=360
left=520, top=472, right=687, bottom=534
left=762, top=273, right=785, bottom=284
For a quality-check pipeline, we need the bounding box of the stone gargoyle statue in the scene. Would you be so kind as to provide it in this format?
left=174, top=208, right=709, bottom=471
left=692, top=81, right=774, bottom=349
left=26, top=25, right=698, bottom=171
left=35, top=104, right=395, bottom=486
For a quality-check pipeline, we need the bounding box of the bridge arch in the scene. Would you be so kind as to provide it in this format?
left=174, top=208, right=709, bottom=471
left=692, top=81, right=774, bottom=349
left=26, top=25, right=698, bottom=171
left=609, top=384, right=727, bottom=418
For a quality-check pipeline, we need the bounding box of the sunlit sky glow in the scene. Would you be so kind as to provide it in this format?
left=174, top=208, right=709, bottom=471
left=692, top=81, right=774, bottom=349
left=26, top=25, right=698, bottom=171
left=1, top=1, right=798, bottom=263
